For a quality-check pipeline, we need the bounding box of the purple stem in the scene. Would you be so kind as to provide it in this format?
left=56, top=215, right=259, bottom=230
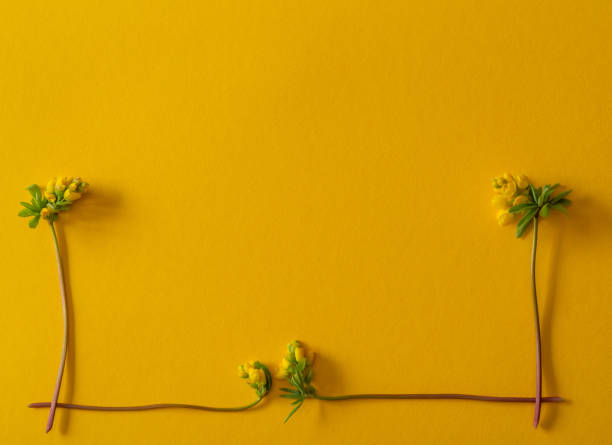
left=315, top=394, right=562, bottom=403
left=46, top=222, right=68, bottom=433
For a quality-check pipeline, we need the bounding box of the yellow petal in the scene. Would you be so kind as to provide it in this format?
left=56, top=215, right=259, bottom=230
left=497, top=209, right=515, bottom=226
left=294, top=347, right=305, bottom=361
left=513, top=195, right=530, bottom=206
left=491, top=195, right=510, bottom=209
left=515, top=174, right=529, bottom=190
left=64, top=190, right=82, bottom=201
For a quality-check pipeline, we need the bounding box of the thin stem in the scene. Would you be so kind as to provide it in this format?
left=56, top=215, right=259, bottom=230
left=46, top=221, right=68, bottom=433
left=29, top=397, right=263, bottom=412
left=314, top=394, right=563, bottom=403
left=531, top=216, right=542, bottom=428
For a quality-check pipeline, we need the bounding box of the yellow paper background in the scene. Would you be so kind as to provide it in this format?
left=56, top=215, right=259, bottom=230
left=1, top=1, right=611, bottom=443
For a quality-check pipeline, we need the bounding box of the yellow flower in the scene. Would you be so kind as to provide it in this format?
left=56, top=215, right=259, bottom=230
left=69, top=183, right=78, bottom=191
left=491, top=195, right=510, bottom=209
left=46, top=179, right=55, bottom=194
left=497, top=209, right=515, bottom=226
left=500, top=178, right=517, bottom=198
left=247, top=368, right=265, bottom=385
left=513, top=195, right=530, bottom=206
left=44, top=192, right=56, bottom=203
left=281, top=358, right=290, bottom=369
left=294, top=347, right=305, bottom=361
left=40, top=208, right=50, bottom=219
left=64, top=190, right=82, bottom=201
left=237, top=364, right=248, bottom=378
left=276, top=367, right=288, bottom=379
left=515, top=174, right=529, bottom=190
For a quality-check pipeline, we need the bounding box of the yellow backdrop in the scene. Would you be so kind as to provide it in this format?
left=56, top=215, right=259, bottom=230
left=1, top=1, right=611, bottom=444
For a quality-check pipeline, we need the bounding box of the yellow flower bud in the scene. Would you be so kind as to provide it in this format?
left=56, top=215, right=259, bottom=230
left=515, top=174, right=529, bottom=190
left=44, top=192, right=56, bottom=203
left=247, top=368, right=265, bottom=385
left=46, top=179, right=55, bottom=194
left=276, top=367, right=288, bottom=379
left=294, top=347, right=305, bottom=361
left=502, top=180, right=517, bottom=197
left=69, top=183, right=78, bottom=191
left=497, top=209, right=515, bottom=226
left=491, top=195, right=510, bottom=209
left=237, top=365, right=247, bottom=378
left=41, top=208, right=50, bottom=219
left=281, top=358, right=290, bottom=369
left=64, top=190, right=82, bottom=201
left=513, top=195, right=530, bottom=206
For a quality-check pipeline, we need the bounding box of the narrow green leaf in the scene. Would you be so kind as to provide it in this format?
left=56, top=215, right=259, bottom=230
left=280, top=394, right=299, bottom=399
left=551, top=203, right=568, bottom=214
left=540, top=203, right=550, bottom=217
left=516, top=208, right=538, bottom=238
left=284, top=400, right=304, bottom=423
left=280, top=388, right=299, bottom=394
left=541, top=184, right=557, bottom=203
left=18, top=208, right=36, bottom=217
left=557, top=198, right=571, bottom=206
left=529, top=184, right=538, bottom=202
left=26, top=184, right=42, bottom=205
left=509, top=202, right=537, bottom=214
left=28, top=215, right=41, bottom=229
left=20, top=201, right=37, bottom=211
left=551, top=189, right=573, bottom=204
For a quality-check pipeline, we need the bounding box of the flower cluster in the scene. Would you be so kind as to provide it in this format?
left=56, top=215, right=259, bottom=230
left=491, top=173, right=572, bottom=237
left=277, top=341, right=315, bottom=422
left=237, top=360, right=272, bottom=398
left=491, top=173, right=531, bottom=226
left=18, top=177, right=89, bottom=228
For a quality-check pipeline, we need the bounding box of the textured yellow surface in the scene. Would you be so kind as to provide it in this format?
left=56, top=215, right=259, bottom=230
left=1, top=1, right=612, bottom=444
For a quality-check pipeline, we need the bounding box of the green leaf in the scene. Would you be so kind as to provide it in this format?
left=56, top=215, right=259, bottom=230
left=550, top=189, right=573, bottom=204
left=540, top=203, right=550, bottom=217
left=26, top=184, right=42, bottom=205
left=28, top=215, right=41, bottom=229
left=280, top=394, right=299, bottom=399
left=280, top=388, right=299, bottom=394
left=557, top=198, right=571, bottom=206
left=18, top=208, right=36, bottom=217
left=529, top=184, right=538, bottom=202
left=284, top=400, right=304, bottom=423
left=297, top=359, right=306, bottom=371
left=20, top=201, right=37, bottom=211
left=516, top=208, right=538, bottom=238
left=551, top=203, right=568, bottom=214
left=541, top=184, right=558, bottom=203
left=508, top=202, right=537, bottom=214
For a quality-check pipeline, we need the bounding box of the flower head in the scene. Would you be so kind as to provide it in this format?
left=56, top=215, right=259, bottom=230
left=277, top=340, right=316, bottom=422
left=237, top=360, right=271, bottom=398
left=18, top=177, right=89, bottom=228
left=492, top=173, right=572, bottom=237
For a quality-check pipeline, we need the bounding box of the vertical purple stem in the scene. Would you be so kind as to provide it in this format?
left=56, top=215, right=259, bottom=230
left=46, top=221, right=68, bottom=433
